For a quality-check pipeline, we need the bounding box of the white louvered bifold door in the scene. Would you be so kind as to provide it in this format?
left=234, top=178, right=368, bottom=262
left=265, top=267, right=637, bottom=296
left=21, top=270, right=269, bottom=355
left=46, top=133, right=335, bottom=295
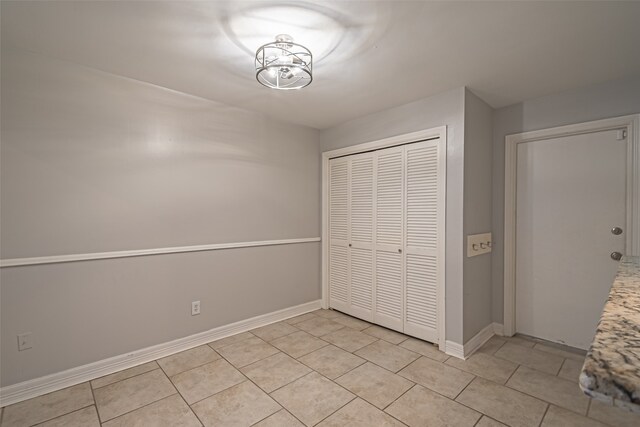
left=373, top=146, right=405, bottom=332
left=348, top=153, right=375, bottom=321
left=403, top=139, right=444, bottom=343
left=329, top=157, right=350, bottom=313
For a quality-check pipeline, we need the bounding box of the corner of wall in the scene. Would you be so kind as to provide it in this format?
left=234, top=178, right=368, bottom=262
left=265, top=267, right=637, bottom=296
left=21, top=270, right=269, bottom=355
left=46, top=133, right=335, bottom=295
left=462, top=88, right=495, bottom=343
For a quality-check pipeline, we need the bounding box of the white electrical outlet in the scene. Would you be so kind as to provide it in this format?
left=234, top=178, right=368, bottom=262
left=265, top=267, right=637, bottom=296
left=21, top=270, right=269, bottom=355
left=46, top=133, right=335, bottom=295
left=17, top=332, right=33, bottom=351
left=191, top=301, right=201, bottom=316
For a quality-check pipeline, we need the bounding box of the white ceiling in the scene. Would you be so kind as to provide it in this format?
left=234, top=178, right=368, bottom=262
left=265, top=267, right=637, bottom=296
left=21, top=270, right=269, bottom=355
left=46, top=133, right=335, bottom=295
left=2, top=1, right=640, bottom=129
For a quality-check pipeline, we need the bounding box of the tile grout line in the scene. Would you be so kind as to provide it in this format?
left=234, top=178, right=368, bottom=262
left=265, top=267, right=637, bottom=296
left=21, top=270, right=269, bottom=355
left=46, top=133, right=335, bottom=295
left=307, top=395, right=357, bottom=426
left=216, top=337, right=282, bottom=370
left=453, top=373, right=477, bottom=401
left=292, top=345, right=367, bottom=382
left=185, top=348, right=289, bottom=424
left=175, top=391, right=206, bottom=427
left=28, top=403, right=96, bottom=427
left=247, top=409, right=287, bottom=427
left=244, top=357, right=312, bottom=396
left=207, top=331, right=257, bottom=352
left=283, top=368, right=361, bottom=426
left=557, top=357, right=568, bottom=378
left=99, top=393, right=180, bottom=425
left=166, top=356, right=212, bottom=408
left=499, top=362, right=595, bottom=417
left=297, top=372, right=359, bottom=427
left=89, top=381, right=102, bottom=425
left=434, top=376, right=498, bottom=421
left=504, top=362, right=522, bottom=385
left=265, top=342, right=399, bottom=427
left=91, top=366, right=161, bottom=392
left=157, top=349, right=223, bottom=381
left=183, top=347, right=261, bottom=407
left=537, top=402, right=551, bottom=427
left=255, top=322, right=303, bottom=343
left=95, top=369, right=180, bottom=424
left=584, top=398, right=620, bottom=427
left=380, top=383, right=419, bottom=424
left=333, top=364, right=416, bottom=414
left=272, top=332, right=333, bottom=359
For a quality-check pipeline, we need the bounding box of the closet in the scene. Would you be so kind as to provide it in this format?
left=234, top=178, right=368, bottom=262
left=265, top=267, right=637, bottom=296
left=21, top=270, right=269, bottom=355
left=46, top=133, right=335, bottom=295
left=328, top=138, right=444, bottom=344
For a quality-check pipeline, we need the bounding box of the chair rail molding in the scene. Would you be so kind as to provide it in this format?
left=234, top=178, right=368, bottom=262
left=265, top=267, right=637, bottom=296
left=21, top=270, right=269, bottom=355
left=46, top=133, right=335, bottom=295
left=0, top=237, right=321, bottom=268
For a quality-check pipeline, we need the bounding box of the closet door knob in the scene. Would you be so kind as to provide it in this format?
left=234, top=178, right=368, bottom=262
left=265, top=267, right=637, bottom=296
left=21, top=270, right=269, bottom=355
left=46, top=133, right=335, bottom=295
left=348, top=243, right=352, bottom=247
left=398, top=249, right=402, bottom=253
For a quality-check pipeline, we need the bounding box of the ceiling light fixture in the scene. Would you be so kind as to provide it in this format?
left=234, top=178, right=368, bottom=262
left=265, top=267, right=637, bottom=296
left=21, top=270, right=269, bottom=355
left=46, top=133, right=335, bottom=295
left=255, top=34, right=312, bottom=90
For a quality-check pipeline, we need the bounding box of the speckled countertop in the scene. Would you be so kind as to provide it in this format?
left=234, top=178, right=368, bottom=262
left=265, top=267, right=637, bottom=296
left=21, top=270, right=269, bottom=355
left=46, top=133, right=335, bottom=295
left=580, top=256, right=640, bottom=412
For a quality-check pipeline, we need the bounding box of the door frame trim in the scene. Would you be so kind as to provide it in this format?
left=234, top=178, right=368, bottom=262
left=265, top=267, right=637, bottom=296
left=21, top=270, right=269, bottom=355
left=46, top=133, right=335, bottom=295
left=321, top=126, right=447, bottom=346
left=503, top=114, right=640, bottom=337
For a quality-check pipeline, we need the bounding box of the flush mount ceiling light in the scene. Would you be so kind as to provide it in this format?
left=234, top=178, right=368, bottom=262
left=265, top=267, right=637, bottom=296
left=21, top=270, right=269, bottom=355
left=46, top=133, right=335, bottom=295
left=255, top=34, right=312, bottom=90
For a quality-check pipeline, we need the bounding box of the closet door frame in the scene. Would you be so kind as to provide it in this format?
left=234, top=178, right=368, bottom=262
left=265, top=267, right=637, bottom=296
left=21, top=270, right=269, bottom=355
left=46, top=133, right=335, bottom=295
left=322, top=126, right=447, bottom=347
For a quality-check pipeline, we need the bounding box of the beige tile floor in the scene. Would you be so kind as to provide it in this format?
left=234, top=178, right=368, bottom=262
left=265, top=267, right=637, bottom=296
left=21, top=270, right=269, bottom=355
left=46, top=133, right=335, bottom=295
left=2, top=309, right=640, bottom=427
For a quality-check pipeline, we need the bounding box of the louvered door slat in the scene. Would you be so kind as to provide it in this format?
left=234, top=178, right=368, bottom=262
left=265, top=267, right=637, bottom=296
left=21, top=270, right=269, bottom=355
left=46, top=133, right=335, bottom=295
left=406, top=254, right=438, bottom=329
left=375, top=251, right=402, bottom=328
left=406, top=144, right=439, bottom=250
left=350, top=156, right=374, bottom=244
left=348, top=154, right=374, bottom=320
left=376, top=150, right=403, bottom=246
left=404, top=140, right=443, bottom=343
left=329, top=158, right=349, bottom=312
left=351, top=248, right=373, bottom=316
left=330, top=245, right=348, bottom=309
left=329, top=160, right=348, bottom=242
left=374, top=147, right=404, bottom=331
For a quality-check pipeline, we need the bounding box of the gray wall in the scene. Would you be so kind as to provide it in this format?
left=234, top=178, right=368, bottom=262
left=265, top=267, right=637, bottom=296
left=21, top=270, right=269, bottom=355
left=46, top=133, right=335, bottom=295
left=462, top=89, right=494, bottom=342
left=0, top=49, right=321, bottom=386
left=491, top=75, right=640, bottom=324
left=320, top=87, right=467, bottom=345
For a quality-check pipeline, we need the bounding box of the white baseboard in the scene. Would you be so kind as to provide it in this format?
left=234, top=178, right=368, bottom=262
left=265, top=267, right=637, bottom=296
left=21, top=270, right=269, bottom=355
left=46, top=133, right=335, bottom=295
left=445, top=322, right=502, bottom=360
left=463, top=323, right=495, bottom=358
left=444, top=341, right=465, bottom=359
left=0, top=299, right=321, bottom=407
left=492, top=322, right=505, bottom=336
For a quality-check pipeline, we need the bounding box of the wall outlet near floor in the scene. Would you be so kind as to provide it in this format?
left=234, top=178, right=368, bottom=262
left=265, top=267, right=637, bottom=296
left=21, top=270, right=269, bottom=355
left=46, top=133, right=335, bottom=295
left=17, top=332, right=33, bottom=351
left=191, top=301, right=201, bottom=316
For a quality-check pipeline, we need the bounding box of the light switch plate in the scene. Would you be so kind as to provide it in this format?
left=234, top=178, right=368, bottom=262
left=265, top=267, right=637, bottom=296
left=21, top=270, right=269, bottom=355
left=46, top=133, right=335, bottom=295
left=467, top=233, right=492, bottom=257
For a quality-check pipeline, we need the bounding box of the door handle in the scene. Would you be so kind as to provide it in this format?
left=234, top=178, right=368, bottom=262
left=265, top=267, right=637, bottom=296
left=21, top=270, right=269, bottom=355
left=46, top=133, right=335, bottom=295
left=611, top=251, right=622, bottom=261
left=398, top=249, right=402, bottom=253
left=611, top=227, right=623, bottom=235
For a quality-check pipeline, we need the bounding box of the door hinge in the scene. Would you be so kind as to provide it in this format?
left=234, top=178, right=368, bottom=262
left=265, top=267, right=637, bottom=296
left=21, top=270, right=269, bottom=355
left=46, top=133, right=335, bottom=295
left=616, top=129, right=627, bottom=140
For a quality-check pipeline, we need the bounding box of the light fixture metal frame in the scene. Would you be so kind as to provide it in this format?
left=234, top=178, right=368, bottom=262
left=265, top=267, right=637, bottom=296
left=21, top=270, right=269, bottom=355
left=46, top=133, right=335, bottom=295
left=255, top=36, right=313, bottom=90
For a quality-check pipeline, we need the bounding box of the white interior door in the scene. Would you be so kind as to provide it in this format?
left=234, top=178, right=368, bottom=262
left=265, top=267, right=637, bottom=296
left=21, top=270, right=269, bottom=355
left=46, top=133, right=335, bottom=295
left=515, top=128, right=627, bottom=349
left=329, top=157, right=349, bottom=313
left=374, top=146, right=405, bottom=331
left=403, top=140, right=443, bottom=342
